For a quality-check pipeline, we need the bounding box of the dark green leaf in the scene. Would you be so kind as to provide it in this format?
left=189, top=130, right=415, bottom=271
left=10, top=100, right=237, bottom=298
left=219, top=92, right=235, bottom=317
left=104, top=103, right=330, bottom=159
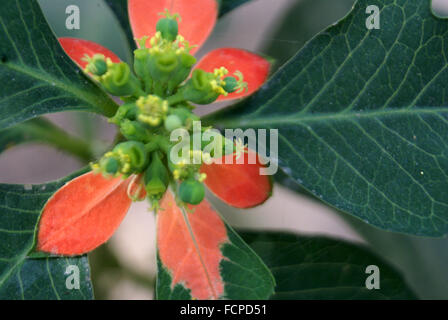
left=263, top=0, right=355, bottom=72
left=156, top=255, right=193, bottom=300
left=0, top=0, right=118, bottom=130
left=218, top=0, right=252, bottom=17
left=206, top=0, right=448, bottom=236
left=0, top=256, right=92, bottom=300
left=0, top=118, right=93, bottom=161
left=0, top=169, right=93, bottom=299
left=241, top=231, right=417, bottom=299
left=219, top=225, right=275, bottom=299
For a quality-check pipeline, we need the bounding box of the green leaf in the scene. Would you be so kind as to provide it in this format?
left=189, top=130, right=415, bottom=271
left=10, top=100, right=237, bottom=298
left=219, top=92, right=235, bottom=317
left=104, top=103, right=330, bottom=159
left=241, top=231, right=417, bottom=299
left=263, top=0, right=356, bottom=72
left=0, top=0, right=118, bottom=130
left=0, top=118, right=93, bottom=161
left=219, top=225, right=275, bottom=299
left=206, top=0, right=448, bottom=236
left=0, top=169, right=93, bottom=299
left=0, top=256, right=92, bottom=300
left=155, top=198, right=275, bottom=300
left=218, top=0, right=253, bottom=17
left=156, top=256, right=193, bottom=300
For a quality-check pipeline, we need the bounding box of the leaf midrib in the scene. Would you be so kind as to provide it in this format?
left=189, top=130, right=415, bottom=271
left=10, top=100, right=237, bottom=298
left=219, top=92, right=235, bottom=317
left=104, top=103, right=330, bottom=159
left=0, top=248, right=30, bottom=289
left=2, top=62, right=117, bottom=117
left=180, top=205, right=219, bottom=299
left=214, top=106, right=448, bottom=127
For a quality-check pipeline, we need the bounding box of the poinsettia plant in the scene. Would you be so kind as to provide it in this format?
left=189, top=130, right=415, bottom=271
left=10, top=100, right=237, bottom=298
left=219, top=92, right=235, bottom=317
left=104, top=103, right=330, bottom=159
left=0, top=0, right=447, bottom=300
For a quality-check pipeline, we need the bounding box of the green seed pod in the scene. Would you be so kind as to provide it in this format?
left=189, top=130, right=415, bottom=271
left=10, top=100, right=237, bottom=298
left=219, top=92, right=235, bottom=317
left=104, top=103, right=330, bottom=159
left=164, top=114, right=183, bottom=132
left=113, top=141, right=149, bottom=172
left=101, top=62, right=141, bottom=96
left=156, top=17, right=179, bottom=42
left=120, top=119, right=150, bottom=142
left=179, top=179, right=205, bottom=205
left=99, top=157, right=120, bottom=175
left=222, top=76, right=238, bottom=93
left=85, top=54, right=108, bottom=76
left=144, top=153, right=169, bottom=198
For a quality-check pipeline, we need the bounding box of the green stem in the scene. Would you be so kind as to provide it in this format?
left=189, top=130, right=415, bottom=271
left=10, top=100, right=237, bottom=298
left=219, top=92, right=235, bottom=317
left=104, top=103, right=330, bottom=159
left=22, top=119, right=94, bottom=162
left=144, top=141, right=159, bottom=153
left=166, top=91, right=185, bottom=105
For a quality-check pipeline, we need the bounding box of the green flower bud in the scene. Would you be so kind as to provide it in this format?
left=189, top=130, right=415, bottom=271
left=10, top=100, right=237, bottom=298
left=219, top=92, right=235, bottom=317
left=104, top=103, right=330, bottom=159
left=179, top=179, right=205, bottom=205
left=110, top=103, right=138, bottom=124
left=180, top=69, right=220, bottom=104
left=156, top=17, right=179, bottom=42
left=120, top=119, right=149, bottom=142
left=156, top=52, right=179, bottom=73
left=147, top=51, right=180, bottom=96
left=166, top=52, right=197, bottom=93
left=113, top=141, right=149, bottom=172
left=180, top=52, right=196, bottom=69
left=222, top=76, right=238, bottom=93
left=144, top=152, right=169, bottom=198
left=148, top=52, right=178, bottom=86
left=164, top=114, right=183, bottom=131
left=85, top=54, right=108, bottom=76
left=101, top=62, right=142, bottom=96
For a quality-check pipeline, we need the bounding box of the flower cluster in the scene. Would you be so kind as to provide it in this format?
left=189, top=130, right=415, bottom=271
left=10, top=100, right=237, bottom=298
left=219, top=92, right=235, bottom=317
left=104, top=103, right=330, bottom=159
left=87, top=12, right=247, bottom=209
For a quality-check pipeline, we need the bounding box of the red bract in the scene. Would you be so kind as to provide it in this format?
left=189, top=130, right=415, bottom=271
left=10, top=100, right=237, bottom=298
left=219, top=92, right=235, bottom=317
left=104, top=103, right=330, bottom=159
left=38, top=172, right=145, bottom=255
left=157, top=191, right=227, bottom=299
left=38, top=0, right=272, bottom=298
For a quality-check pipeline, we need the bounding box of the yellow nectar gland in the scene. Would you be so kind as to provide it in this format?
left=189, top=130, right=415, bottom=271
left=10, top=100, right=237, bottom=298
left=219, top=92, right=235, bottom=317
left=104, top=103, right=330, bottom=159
left=197, top=173, right=207, bottom=183
left=104, top=150, right=132, bottom=174
left=136, top=95, right=168, bottom=126
left=209, top=67, right=230, bottom=96
left=147, top=32, right=194, bottom=56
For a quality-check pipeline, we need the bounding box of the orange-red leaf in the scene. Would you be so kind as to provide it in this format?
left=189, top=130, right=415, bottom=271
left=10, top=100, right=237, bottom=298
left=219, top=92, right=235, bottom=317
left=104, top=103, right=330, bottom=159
left=59, top=37, right=121, bottom=69
left=194, top=48, right=271, bottom=101
left=37, top=171, right=134, bottom=255
left=128, top=0, right=217, bottom=54
left=200, top=149, right=272, bottom=208
left=157, top=191, right=228, bottom=299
